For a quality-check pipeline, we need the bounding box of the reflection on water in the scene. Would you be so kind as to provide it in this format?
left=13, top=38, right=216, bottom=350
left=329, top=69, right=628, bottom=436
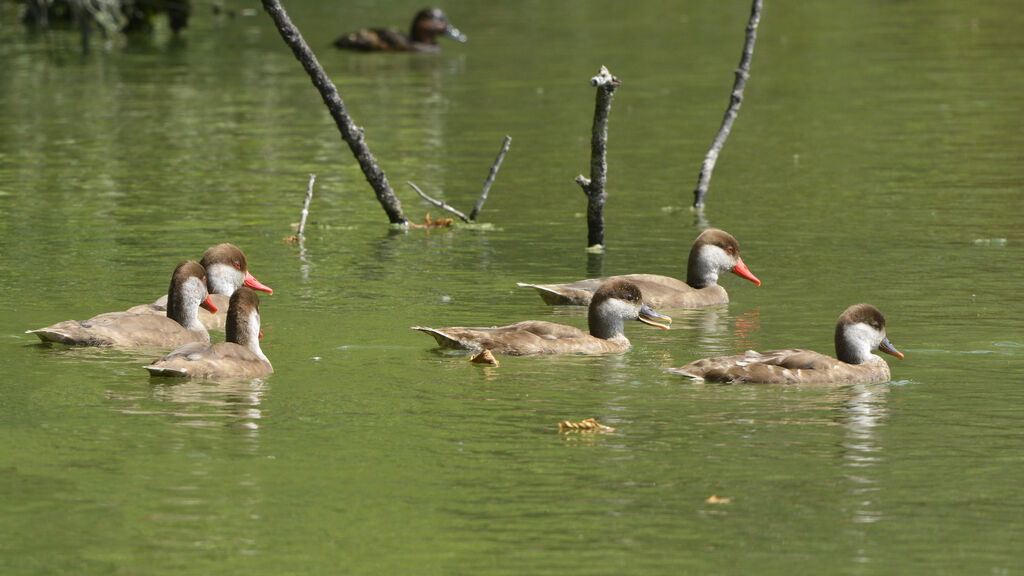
left=111, top=377, right=266, bottom=435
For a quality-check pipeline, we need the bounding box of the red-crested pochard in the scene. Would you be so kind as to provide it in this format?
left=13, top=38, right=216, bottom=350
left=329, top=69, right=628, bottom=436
left=27, top=261, right=216, bottom=348
left=412, top=279, right=671, bottom=356
left=518, top=229, right=760, bottom=309
left=133, top=243, right=272, bottom=330
left=333, top=7, right=467, bottom=52
left=145, top=287, right=272, bottom=379
left=667, top=304, right=904, bottom=384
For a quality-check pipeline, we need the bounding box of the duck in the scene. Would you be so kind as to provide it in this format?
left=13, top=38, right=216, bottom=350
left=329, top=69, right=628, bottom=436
left=332, top=7, right=467, bottom=53
left=131, top=243, right=273, bottom=330
left=411, top=279, right=672, bottom=356
left=27, top=261, right=216, bottom=348
left=667, top=304, right=904, bottom=384
left=517, top=229, right=761, bottom=309
left=145, top=287, right=273, bottom=379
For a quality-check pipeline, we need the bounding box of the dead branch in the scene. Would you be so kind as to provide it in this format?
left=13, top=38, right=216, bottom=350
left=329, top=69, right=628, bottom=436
left=692, top=0, right=762, bottom=210
left=407, top=181, right=470, bottom=223
left=469, top=135, right=512, bottom=221
left=576, top=66, right=620, bottom=252
left=297, top=173, right=315, bottom=239
left=261, top=0, right=408, bottom=225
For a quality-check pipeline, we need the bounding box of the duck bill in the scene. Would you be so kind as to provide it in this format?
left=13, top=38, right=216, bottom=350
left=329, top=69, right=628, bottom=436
left=732, top=257, right=762, bottom=286
left=638, top=303, right=672, bottom=330
left=445, top=23, right=467, bottom=42
left=244, top=271, right=274, bottom=294
left=878, top=337, right=904, bottom=359
left=200, top=295, right=218, bottom=314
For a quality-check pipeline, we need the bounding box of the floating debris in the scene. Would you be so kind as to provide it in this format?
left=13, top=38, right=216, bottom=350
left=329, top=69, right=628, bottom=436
left=706, top=494, right=731, bottom=504
left=470, top=349, right=499, bottom=366
left=558, top=417, right=614, bottom=433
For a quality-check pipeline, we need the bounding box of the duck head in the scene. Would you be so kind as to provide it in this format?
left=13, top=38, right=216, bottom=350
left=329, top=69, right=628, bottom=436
left=165, top=261, right=217, bottom=330
left=201, top=243, right=273, bottom=297
left=588, top=279, right=671, bottom=340
left=686, top=228, right=761, bottom=289
left=411, top=7, right=467, bottom=44
left=834, top=303, right=904, bottom=364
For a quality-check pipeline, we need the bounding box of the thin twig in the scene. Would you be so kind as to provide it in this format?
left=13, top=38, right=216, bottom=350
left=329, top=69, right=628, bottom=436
left=261, top=0, right=407, bottom=225
left=469, top=135, right=512, bottom=221
left=692, top=0, right=762, bottom=210
left=576, top=66, right=620, bottom=251
left=407, top=181, right=470, bottom=223
left=297, top=173, right=315, bottom=239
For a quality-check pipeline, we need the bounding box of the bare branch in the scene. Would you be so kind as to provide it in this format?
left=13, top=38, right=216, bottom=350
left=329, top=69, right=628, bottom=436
left=692, top=0, right=762, bottom=210
left=575, top=66, right=620, bottom=251
left=407, top=181, right=470, bottom=223
left=261, top=0, right=408, bottom=225
left=297, top=173, right=315, bottom=239
left=469, top=135, right=512, bottom=222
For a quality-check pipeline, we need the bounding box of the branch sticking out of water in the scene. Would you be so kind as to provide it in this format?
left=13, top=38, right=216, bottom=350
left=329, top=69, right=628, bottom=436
left=692, top=0, right=762, bottom=211
left=576, top=66, right=620, bottom=252
left=469, top=135, right=512, bottom=221
left=407, top=181, right=470, bottom=223
left=297, top=173, right=315, bottom=239
left=261, top=0, right=408, bottom=225
left=407, top=135, right=512, bottom=224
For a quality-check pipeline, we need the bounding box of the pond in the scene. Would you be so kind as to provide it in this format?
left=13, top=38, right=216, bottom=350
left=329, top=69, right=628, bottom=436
left=1, top=1, right=1022, bottom=574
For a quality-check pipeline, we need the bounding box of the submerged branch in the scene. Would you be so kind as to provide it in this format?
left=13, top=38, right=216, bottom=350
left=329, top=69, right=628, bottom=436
left=576, top=66, right=620, bottom=251
left=261, top=0, right=408, bottom=225
left=469, top=135, right=512, bottom=221
left=407, top=181, right=470, bottom=223
left=692, top=0, right=762, bottom=210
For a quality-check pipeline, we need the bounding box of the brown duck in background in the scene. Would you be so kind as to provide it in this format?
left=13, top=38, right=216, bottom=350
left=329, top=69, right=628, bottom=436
left=667, top=304, right=904, bottom=384
left=132, top=243, right=272, bottom=330
left=412, top=279, right=671, bottom=356
left=333, top=7, right=467, bottom=53
left=27, top=261, right=216, bottom=348
left=145, top=287, right=273, bottom=379
left=518, top=229, right=761, bottom=309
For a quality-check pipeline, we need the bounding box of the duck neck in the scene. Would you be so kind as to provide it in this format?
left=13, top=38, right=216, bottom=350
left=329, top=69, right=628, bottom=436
left=835, top=324, right=876, bottom=365
left=228, top=309, right=268, bottom=363
left=166, top=277, right=207, bottom=331
left=686, top=245, right=721, bottom=289
left=588, top=303, right=627, bottom=341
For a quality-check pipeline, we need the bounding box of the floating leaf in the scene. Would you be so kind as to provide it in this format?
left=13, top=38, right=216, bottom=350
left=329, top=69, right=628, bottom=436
left=706, top=494, right=731, bottom=504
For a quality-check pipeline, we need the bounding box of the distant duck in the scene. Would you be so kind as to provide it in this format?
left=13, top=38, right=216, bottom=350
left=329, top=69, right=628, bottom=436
left=145, top=287, right=273, bottom=379
left=518, top=229, right=761, bottom=309
left=131, top=243, right=272, bottom=330
left=667, top=304, right=904, bottom=384
left=333, top=7, right=467, bottom=53
left=27, top=261, right=215, bottom=348
left=412, top=279, right=671, bottom=356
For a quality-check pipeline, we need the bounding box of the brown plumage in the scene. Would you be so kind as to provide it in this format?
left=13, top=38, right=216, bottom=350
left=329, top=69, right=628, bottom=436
left=333, top=8, right=467, bottom=53
left=518, top=229, right=760, bottom=309
left=27, top=261, right=215, bottom=348
left=145, top=287, right=272, bottom=379
left=412, top=279, right=671, bottom=356
left=667, top=304, right=904, bottom=384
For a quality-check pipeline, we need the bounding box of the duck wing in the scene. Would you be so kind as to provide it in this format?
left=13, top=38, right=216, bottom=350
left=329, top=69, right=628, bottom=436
left=412, top=321, right=621, bottom=355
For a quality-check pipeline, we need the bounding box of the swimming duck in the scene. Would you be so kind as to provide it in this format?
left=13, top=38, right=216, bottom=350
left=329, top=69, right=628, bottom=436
left=145, top=287, right=273, bottom=379
left=412, top=279, right=672, bottom=356
left=332, top=7, right=467, bottom=53
left=131, top=243, right=273, bottom=330
left=27, top=261, right=216, bottom=348
left=667, top=304, right=904, bottom=384
left=518, top=229, right=761, bottom=309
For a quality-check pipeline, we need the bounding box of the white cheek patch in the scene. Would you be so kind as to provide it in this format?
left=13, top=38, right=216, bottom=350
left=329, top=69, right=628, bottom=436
left=843, top=323, right=881, bottom=364
left=207, top=263, right=241, bottom=296
left=693, top=245, right=733, bottom=284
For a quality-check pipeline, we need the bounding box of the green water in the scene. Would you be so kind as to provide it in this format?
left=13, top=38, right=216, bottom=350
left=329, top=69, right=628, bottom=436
left=2, top=1, right=1023, bottom=574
